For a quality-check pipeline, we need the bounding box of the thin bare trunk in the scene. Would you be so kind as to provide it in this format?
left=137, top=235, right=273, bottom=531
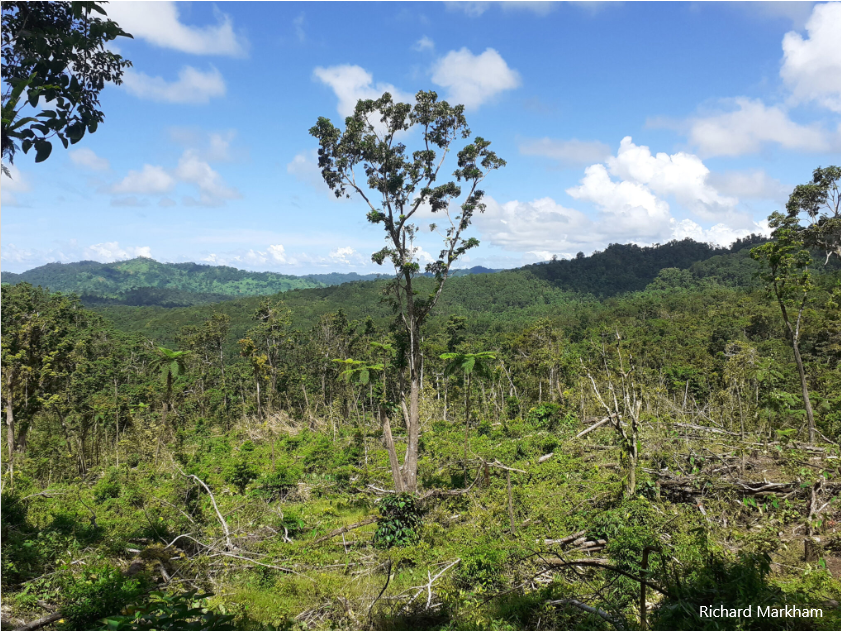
left=381, top=407, right=405, bottom=493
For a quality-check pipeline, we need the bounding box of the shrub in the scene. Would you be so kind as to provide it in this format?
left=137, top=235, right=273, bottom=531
left=60, top=568, right=145, bottom=631
left=224, top=460, right=258, bottom=495
left=90, top=590, right=236, bottom=631
left=373, top=494, right=421, bottom=549
left=526, top=403, right=563, bottom=429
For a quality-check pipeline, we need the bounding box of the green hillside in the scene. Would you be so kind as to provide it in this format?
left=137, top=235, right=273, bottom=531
left=89, top=238, right=782, bottom=352
left=0, top=258, right=499, bottom=307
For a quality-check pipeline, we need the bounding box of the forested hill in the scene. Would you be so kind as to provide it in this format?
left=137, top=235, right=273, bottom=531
left=0, top=258, right=505, bottom=307
left=92, top=238, right=785, bottom=351
left=523, top=235, right=770, bottom=296
left=0, top=257, right=385, bottom=306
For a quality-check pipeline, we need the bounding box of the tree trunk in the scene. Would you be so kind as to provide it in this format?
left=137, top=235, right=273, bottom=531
left=464, top=373, right=471, bottom=485
left=791, top=341, right=816, bottom=443
left=5, top=392, right=15, bottom=475
left=778, top=294, right=816, bottom=444
left=381, top=406, right=405, bottom=493
left=403, top=377, right=420, bottom=492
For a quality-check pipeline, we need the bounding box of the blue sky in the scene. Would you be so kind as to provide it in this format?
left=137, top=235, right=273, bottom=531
left=3, top=1, right=841, bottom=274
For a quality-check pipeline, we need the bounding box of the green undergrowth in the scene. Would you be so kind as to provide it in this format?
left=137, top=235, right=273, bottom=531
left=3, top=413, right=839, bottom=631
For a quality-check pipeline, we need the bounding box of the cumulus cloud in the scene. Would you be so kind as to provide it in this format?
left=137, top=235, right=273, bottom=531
left=781, top=2, right=841, bottom=112
left=413, top=36, right=435, bottom=52
left=676, top=98, right=834, bottom=157
left=69, top=147, right=110, bottom=171
left=473, top=137, right=763, bottom=257
left=111, top=165, right=176, bottom=195
left=105, top=2, right=247, bottom=56
left=313, top=65, right=413, bottom=118
left=108, top=134, right=239, bottom=207
left=122, top=66, right=226, bottom=104
left=431, top=48, right=520, bottom=109
left=202, top=245, right=296, bottom=268
left=329, top=246, right=365, bottom=265
left=175, top=150, right=240, bottom=205
left=85, top=242, right=152, bottom=261
left=604, top=137, right=737, bottom=220
left=168, top=128, right=237, bottom=161
left=474, top=196, right=597, bottom=255
left=671, top=218, right=770, bottom=246
left=519, top=138, right=612, bottom=167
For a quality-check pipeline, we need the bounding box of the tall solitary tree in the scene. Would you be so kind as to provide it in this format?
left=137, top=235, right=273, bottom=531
left=751, top=212, right=816, bottom=443
left=310, top=90, right=505, bottom=492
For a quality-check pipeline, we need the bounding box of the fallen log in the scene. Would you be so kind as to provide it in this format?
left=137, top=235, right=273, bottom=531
left=311, top=516, right=377, bottom=545
left=13, top=612, right=63, bottom=631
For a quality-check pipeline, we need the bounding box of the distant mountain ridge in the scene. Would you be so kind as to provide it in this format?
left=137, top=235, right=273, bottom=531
left=0, top=257, right=503, bottom=307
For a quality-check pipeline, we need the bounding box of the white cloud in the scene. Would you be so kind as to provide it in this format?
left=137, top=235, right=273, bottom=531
left=681, top=98, right=833, bottom=156
left=175, top=150, right=240, bottom=205
left=474, top=137, right=762, bottom=257
left=168, top=128, right=237, bottom=161
left=122, top=66, right=226, bottom=104
left=474, top=196, right=597, bottom=255
left=781, top=2, right=841, bottom=112
left=431, top=48, right=520, bottom=109
left=201, top=245, right=297, bottom=269
left=69, top=147, right=110, bottom=171
left=1, top=163, right=30, bottom=205
left=287, top=150, right=324, bottom=188
left=605, top=137, right=737, bottom=219
left=105, top=2, right=247, bottom=56
left=413, top=36, right=435, bottom=52
left=566, top=163, right=674, bottom=239
left=85, top=242, right=152, bottom=261
left=519, top=137, right=611, bottom=167
left=670, top=218, right=770, bottom=246
left=1, top=241, right=152, bottom=271
left=268, top=245, right=288, bottom=263
left=313, top=64, right=413, bottom=118
left=707, top=169, right=790, bottom=203
left=111, top=165, right=176, bottom=195
left=329, top=246, right=364, bottom=265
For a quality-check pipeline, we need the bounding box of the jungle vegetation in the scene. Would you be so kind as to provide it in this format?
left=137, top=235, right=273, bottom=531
left=2, top=18, right=841, bottom=625
left=2, top=231, right=840, bottom=631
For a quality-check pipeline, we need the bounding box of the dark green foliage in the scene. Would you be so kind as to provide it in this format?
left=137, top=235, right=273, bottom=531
left=257, top=468, right=302, bottom=501
left=525, top=403, right=563, bottom=429
left=225, top=459, right=258, bottom=495
left=455, top=544, right=509, bottom=591
left=374, top=494, right=421, bottom=548
left=60, top=568, right=145, bottom=631
left=2, top=1, right=133, bottom=166
left=93, top=468, right=122, bottom=502
left=652, top=548, right=803, bottom=630
left=92, top=590, right=236, bottom=631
